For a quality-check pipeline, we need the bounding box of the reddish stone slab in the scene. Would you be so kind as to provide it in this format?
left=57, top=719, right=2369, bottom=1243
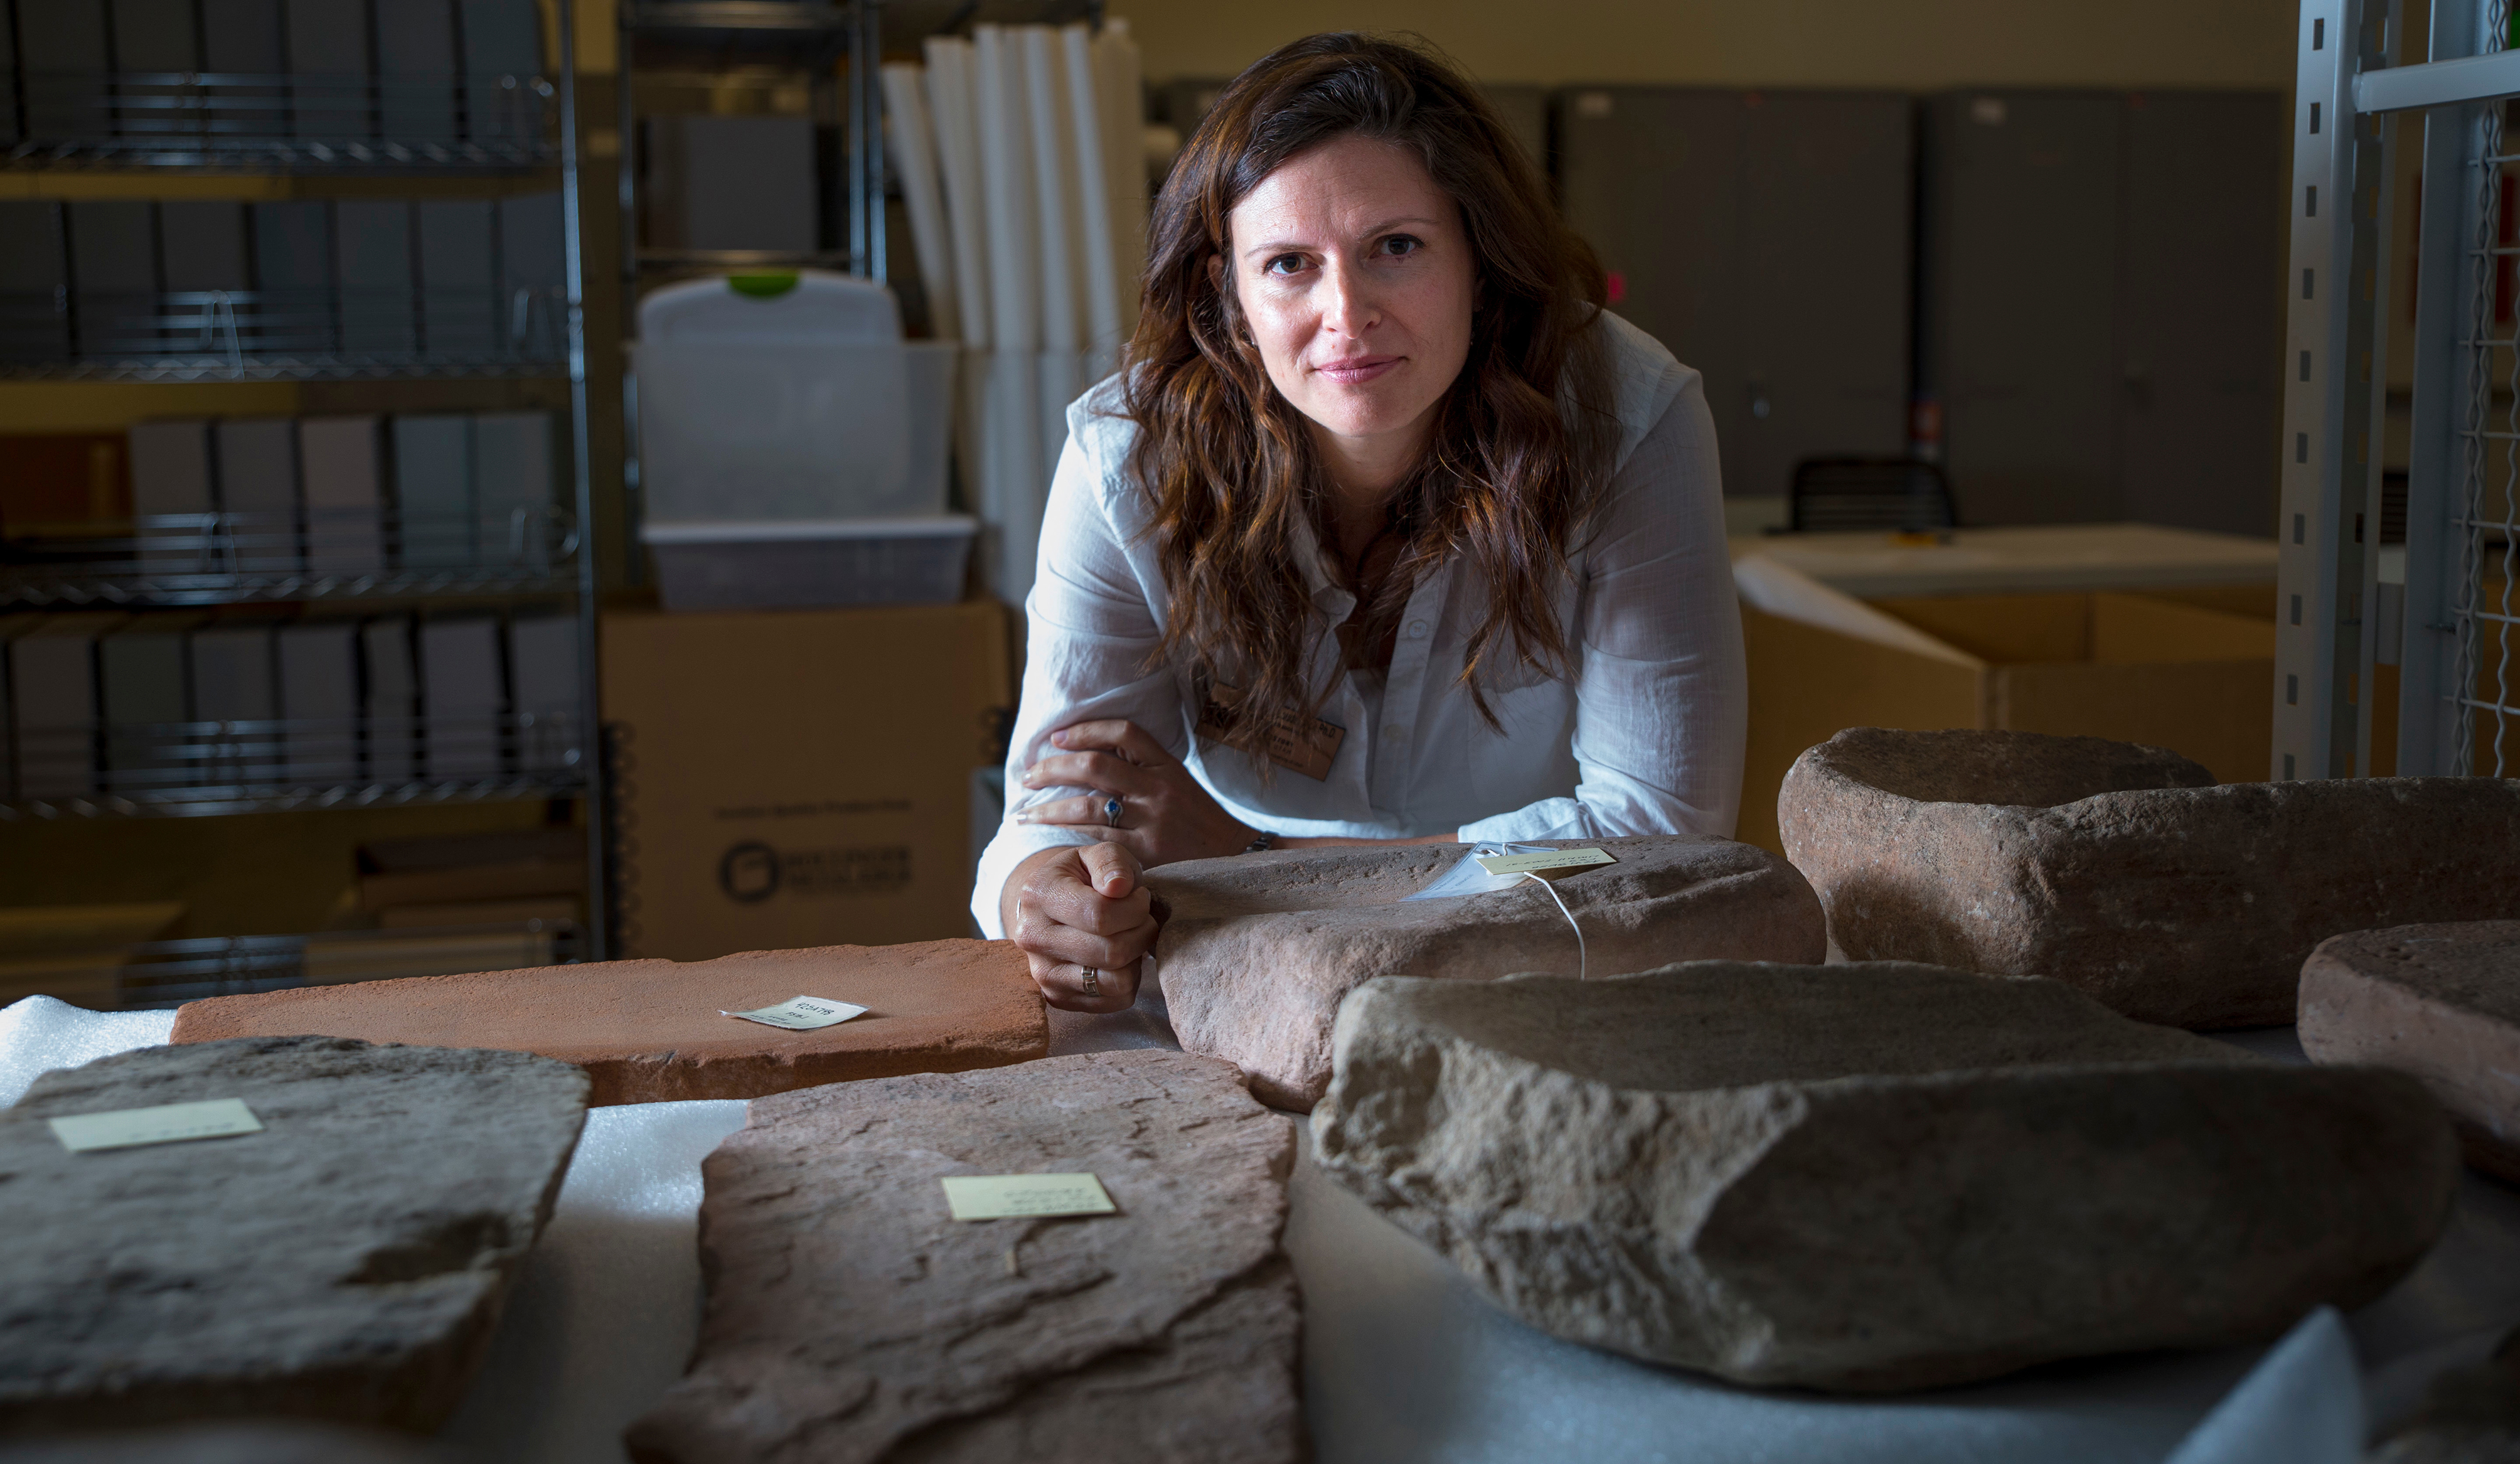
left=169, top=941, right=1047, bottom=1104
left=1145, top=836, right=1827, bottom=1111
left=2301, top=921, right=2520, bottom=1182
left=1778, top=728, right=2520, bottom=1027
left=624, top=1050, right=1302, bottom=1464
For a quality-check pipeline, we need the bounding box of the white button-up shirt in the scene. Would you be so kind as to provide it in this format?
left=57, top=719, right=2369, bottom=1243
left=970, top=313, right=1746, bottom=936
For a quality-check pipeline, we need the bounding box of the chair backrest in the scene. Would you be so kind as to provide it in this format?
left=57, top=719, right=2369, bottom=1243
left=1788, top=457, right=1958, bottom=533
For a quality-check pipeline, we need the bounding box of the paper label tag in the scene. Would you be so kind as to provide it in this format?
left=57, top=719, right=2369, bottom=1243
left=942, top=1172, right=1118, bottom=1221
left=1406, top=842, right=1557, bottom=901
left=1475, top=846, right=1618, bottom=879
left=720, top=995, right=868, bottom=1030
left=50, top=1098, right=263, bottom=1153
left=1196, top=683, right=1345, bottom=781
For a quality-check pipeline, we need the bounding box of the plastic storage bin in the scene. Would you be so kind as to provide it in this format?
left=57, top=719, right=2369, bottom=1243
left=641, top=516, right=978, bottom=611
left=636, top=272, right=946, bottom=522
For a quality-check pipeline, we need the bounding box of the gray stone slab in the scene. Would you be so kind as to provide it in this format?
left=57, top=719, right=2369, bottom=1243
left=2300, top=920, right=2520, bottom=1182
left=1777, top=727, right=2520, bottom=1027
left=1311, top=961, right=2459, bottom=1392
left=626, top=1050, right=1301, bottom=1464
left=1145, top=836, right=1827, bottom=1110
left=0, top=1036, right=587, bottom=1435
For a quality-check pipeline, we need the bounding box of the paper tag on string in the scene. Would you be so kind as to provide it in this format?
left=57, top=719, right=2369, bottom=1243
left=942, top=1173, right=1118, bottom=1221
left=1475, top=846, right=1618, bottom=879
left=1406, top=843, right=1557, bottom=901
left=721, top=995, right=868, bottom=1030
left=1195, top=683, right=1345, bottom=781
left=50, top=1098, right=263, bottom=1153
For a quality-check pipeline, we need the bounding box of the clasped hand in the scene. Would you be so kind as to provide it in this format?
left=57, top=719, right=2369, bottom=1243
left=1000, top=719, right=1256, bottom=1013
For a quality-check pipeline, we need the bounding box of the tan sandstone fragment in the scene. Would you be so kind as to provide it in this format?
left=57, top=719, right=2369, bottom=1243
left=1310, top=961, right=2457, bottom=1392
left=625, top=1050, right=1301, bottom=1464
left=1777, top=727, right=2520, bottom=1027
left=168, top=940, right=1047, bottom=1104
left=2300, top=920, right=2520, bottom=1181
left=0, top=1036, right=587, bottom=1435
left=1144, top=835, right=1825, bottom=1109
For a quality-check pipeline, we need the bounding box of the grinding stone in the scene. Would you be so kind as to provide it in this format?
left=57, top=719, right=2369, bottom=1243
left=168, top=941, right=1048, bottom=1104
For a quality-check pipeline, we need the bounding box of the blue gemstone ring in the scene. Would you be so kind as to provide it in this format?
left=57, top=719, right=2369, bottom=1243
left=1104, top=795, right=1124, bottom=828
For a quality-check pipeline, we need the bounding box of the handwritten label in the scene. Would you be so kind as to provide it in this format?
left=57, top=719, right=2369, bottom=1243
left=1475, top=846, right=1618, bottom=879
left=720, top=995, right=868, bottom=1030
left=1195, top=684, right=1345, bottom=781
left=50, top=1098, right=263, bottom=1153
left=942, top=1172, right=1118, bottom=1221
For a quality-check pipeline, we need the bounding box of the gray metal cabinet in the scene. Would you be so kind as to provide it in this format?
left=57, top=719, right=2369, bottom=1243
left=2117, top=91, right=2285, bottom=537
left=1923, top=89, right=2283, bottom=533
left=1557, top=87, right=1911, bottom=500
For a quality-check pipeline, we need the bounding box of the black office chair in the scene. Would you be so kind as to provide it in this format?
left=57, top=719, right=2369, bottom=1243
left=1786, top=457, right=1959, bottom=534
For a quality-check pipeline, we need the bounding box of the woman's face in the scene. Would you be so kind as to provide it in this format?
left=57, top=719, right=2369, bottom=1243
left=1225, top=134, right=1475, bottom=476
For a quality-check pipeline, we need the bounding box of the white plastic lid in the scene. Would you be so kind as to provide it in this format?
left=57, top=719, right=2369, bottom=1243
left=636, top=269, right=903, bottom=345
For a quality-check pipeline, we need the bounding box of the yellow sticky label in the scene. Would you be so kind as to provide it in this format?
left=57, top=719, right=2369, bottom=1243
left=49, top=1098, right=263, bottom=1153
left=1474, top=847, right=1618, bottom=878
left=941, top=1172, right=1117, bottom=1221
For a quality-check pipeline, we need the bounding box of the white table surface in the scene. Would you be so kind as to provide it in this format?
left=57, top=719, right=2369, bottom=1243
left=1730, top=523, right=2279, bottom=599
left=4, top=995, right=2512, bottom=1464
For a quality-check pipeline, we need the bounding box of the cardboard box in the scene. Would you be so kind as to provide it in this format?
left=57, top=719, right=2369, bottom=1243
left=1735, top=555, right=2274, bottom=854
left=603, top=599, right=1014, bottom=960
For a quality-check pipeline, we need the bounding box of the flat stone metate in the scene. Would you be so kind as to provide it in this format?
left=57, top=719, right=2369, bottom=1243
left=1145, top=836, right=1825, bottom=1109
left=0, top=1037, right=587, bottom=1435
left=1778, top=728, right=2520, bottom=1027
left=1311, top=961, right=2458, bottom=1392
left=626, top=1050, right=1302, bottom=1464
left=2300, top=920, right=2520, bottom=1181
left=170, top=941, right=1047, bottom=1104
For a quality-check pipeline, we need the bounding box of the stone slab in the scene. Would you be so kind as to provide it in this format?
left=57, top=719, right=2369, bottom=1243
left=1777, top=727, right=2520, bottom=1027
left=625, top=1050, right=1301, bottom=1463
left=2300, top=921, right=2520, bottom=1182
left=1310, top=961, right=2459, bottom=1392
left=0, top=1036, right=587, bottom=1435
left=169, top=941, right=1049, bottom=1105
left=1143, top=836, right=1826, bottom=1109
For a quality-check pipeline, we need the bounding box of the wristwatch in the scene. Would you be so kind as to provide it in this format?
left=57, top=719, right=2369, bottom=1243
left=1241, top=830, right=1275, bottom=854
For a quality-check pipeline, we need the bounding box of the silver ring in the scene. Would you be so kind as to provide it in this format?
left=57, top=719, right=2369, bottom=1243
left=1104, top=794, right=1124, bottom=828
left=1081, top=966, right=1101, bottom=995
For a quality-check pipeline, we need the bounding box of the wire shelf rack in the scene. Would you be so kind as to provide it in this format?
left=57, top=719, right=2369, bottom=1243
left=2, top=710, right=587, bottom=820
left=4, top=72, right=560, bottom=173
left=6, top=919, right=586, bottom=1010
left=3, top=507, right=579, bottom=606
left=0, top=287, right=569, bottom=382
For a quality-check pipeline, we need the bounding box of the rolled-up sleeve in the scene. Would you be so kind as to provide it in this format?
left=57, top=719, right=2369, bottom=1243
left=969, top=430, right=1186, bottom=938
left=1455, top=373, right=1746, bottom=843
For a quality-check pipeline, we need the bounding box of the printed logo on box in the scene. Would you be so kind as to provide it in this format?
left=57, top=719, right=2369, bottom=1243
left=718, top=842, right=913, bottom=904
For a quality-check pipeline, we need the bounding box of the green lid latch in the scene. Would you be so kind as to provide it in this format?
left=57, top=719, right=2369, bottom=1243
left=727, top=271, right=801, bottom=299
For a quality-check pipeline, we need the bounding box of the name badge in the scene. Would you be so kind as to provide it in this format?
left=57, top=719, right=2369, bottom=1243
left=1196, top=683, right=1345, bottom=781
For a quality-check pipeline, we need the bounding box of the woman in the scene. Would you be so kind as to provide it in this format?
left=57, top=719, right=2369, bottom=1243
left=971, top=33, right=1745, bottom=1013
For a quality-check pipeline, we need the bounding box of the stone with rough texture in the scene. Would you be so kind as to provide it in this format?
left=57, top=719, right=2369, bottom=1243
left=2300, top=921, right=2520, bottom=1182
left=168, top=941, right=1047, bottom=1104
left=0, top=1422, right=451, bottom=1463
left=0, top=1037, right=587, bottom=1435
left=1310, top=961, right=2458, bottom=1392
left=1777, top=727, right=2520, bottom=1027
left=1145, top=836, right=1825, bottom=1109
left=625, top=1050, right=1300, bottom=1464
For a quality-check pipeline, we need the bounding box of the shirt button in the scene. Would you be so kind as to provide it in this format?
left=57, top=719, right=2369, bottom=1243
left=1406, top=619, right=1429, bottom=639
left=1385, top=724, right=1411, bottom=745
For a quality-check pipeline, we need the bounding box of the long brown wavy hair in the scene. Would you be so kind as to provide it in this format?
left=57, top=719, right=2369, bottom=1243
left=1121, top=32, right=1617, bottom=747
